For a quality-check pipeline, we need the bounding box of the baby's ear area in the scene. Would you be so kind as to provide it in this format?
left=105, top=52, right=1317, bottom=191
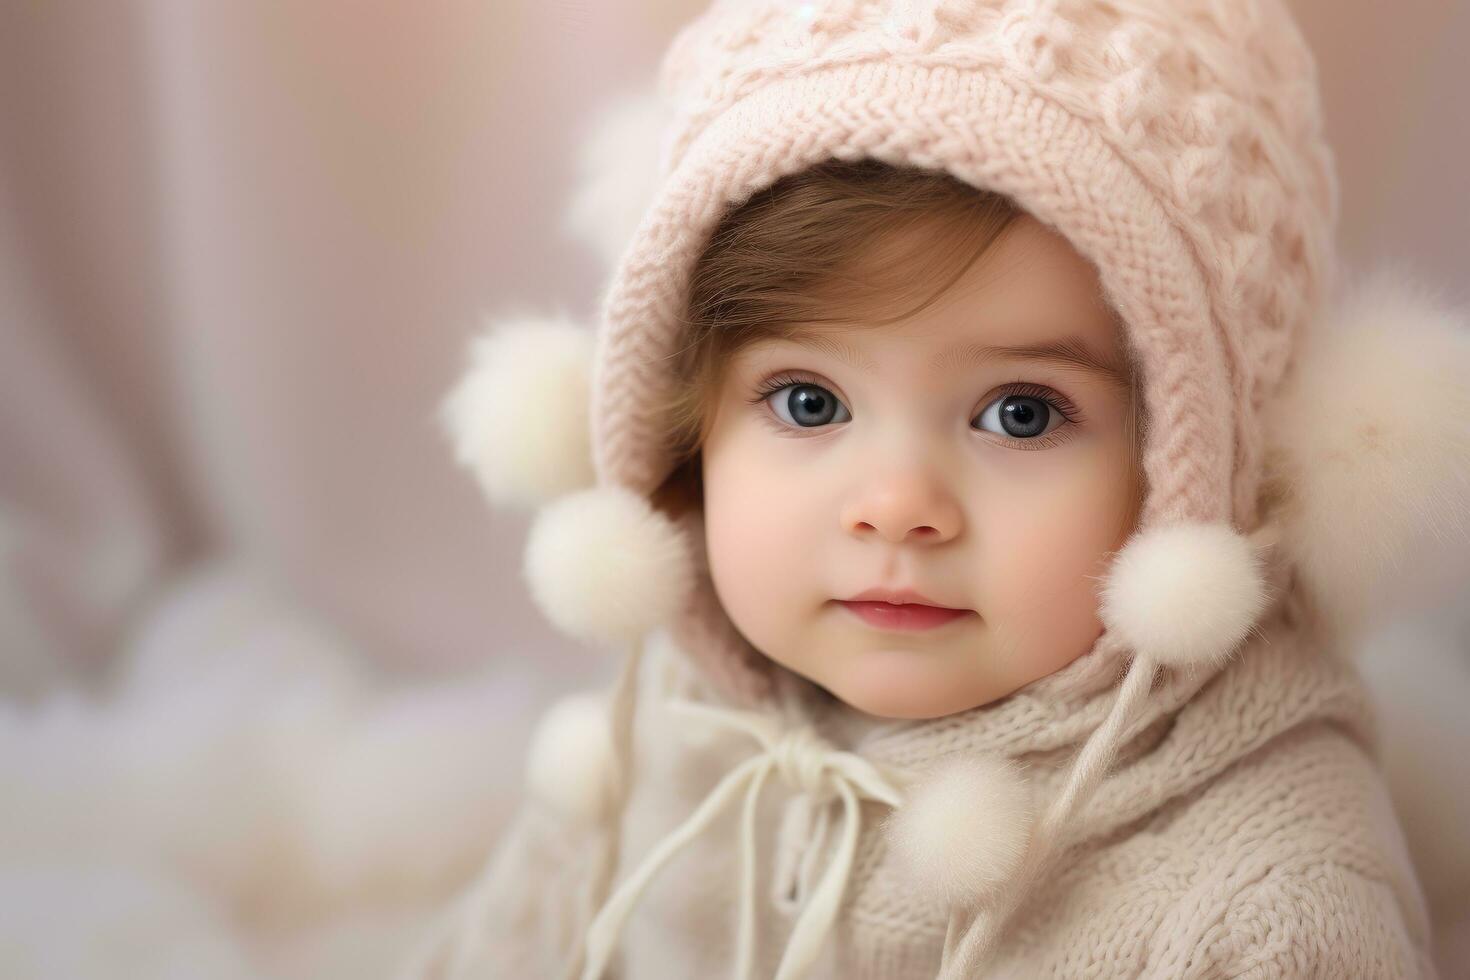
left=561, top=82, right=672, bottom=270
left=1264, top=267, right=1470, bottom=634
left=1099, top=523, right=1269, bottom=672
left=438, top=310, right=597, bottom=510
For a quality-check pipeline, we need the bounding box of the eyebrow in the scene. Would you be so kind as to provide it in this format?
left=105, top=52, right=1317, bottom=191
left=778, top=331, right=1132, bottom=385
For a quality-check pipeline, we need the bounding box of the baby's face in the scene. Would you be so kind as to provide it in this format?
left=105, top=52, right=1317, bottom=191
left=701, top=215, right=1140, bottom=719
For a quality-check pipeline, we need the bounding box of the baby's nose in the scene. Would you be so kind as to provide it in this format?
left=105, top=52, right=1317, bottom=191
left=840, top=469, right=962, bottom=544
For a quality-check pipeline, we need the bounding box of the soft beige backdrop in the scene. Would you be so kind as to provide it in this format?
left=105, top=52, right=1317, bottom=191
left=1, top=2, right=1466, bottom=977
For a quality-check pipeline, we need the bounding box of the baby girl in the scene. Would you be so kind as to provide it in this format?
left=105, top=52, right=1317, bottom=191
left=416, top=1, right=1469, bottom=976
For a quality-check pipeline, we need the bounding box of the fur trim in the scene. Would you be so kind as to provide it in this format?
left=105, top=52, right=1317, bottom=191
left=523, top=485, right=696, bottom=644
left=1267, top=269, right=1470, bottom=631
left=883, top=754, right=1032, bottom=907
left=440, top=313, right=595, bottom=509
left=562, top=86, right=671, bottom=269
left=1100, top=522, right=1268, bottom=670
left=523, top=691, right=616, bottom=825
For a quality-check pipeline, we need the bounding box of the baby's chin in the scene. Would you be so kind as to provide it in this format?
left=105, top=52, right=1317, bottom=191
left=800, top=644, right=1011, bottom=721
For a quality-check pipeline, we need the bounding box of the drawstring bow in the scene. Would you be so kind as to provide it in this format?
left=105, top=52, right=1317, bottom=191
left=580, top=698, right=907, bottom=980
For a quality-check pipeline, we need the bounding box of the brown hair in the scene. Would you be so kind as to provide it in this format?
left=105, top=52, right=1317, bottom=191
left=650, top=157, right=1144, bottom=531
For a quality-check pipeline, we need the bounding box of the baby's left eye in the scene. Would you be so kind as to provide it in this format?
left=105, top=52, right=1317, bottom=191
left=973, top=394, right=1065, bottom=440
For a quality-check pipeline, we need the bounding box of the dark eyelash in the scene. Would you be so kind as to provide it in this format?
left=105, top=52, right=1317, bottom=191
left=746, top=370, right=828, bottom=405
left=747, top=372, right=1085, bottom=426
left=993, top=380, right=1085, bottom=426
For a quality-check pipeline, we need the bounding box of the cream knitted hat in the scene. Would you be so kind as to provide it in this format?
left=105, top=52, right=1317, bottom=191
left=431, top=0, right=1470, bottom=976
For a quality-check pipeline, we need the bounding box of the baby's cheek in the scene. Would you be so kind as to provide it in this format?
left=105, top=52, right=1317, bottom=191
left=703, top=450, right=817, bottom=653
left=979, top=461, right=1124, bottom=667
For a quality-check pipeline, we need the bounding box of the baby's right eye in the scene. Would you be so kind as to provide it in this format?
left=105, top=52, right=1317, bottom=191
left=765, top=382, right=852, bottom=429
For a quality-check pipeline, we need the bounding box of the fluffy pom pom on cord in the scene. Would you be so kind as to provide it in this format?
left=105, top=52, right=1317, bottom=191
left=523, top=485, right=697, bottom=645
left=523, top=691, right=617, bottom=825
left=1266, top=269, right=1470, bottom=632
left=1099, top=522, right=1269, bottom=671
left=884, top=754, right=1033, bottom=908
left=440, top=312, right=596, bottom=509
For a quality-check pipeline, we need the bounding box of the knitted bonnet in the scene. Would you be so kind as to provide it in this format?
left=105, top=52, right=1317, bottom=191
left=431, top=0, right=1470, bottom=976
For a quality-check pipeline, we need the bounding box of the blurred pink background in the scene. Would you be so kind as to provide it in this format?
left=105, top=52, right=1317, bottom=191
left=0, top=2, right=1466, bottom=977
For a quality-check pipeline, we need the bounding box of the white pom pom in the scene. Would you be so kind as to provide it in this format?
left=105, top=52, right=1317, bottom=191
left=884, top=755, right=1032, bottom=907
left=524, top=485, right=696, bottom=644
left=524, top=692, right=616, bottom=824
left=1269, top=269, right=1470, bottom=631
left=440, top=313, right=595, bottom=508
left=562, top=86, right=671, bottom=268
left=1100, top=522, right=1267, bottom=670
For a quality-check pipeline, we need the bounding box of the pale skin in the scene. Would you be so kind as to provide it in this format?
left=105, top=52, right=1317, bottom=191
left=701, top=214, right=1141, bottom=720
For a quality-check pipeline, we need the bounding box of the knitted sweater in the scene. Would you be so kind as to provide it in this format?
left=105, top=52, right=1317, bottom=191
left=474, top=592, right=1436, bottom=978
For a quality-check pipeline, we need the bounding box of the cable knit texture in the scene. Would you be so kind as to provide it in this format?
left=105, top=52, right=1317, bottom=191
left=431, top=1, right=1441, bottom=977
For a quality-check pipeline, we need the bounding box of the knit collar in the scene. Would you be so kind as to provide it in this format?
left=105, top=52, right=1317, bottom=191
left=776, top=589, right=1374, bottom=847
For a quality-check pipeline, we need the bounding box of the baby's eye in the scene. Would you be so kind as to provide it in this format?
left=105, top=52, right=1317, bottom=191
left=765, top=382, right=852, bottom=428
left=973, top=394, right=1066, bottom=440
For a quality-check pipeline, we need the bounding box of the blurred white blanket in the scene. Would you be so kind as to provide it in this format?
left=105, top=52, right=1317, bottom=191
left=0, top=564, right=551, bottom=980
